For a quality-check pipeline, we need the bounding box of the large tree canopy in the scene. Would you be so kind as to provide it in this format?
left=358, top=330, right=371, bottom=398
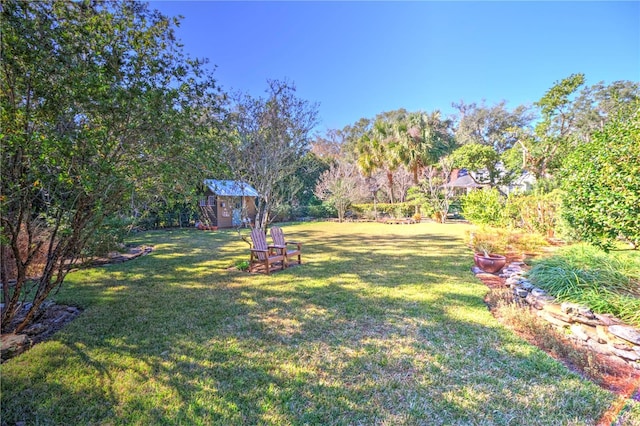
left=1, top=0, right=224, bottom=331
left=453, top=100, right=534, bottom=153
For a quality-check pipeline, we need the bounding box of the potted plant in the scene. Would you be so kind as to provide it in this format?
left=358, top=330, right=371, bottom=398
left=472, top=241, right=507, bottom=274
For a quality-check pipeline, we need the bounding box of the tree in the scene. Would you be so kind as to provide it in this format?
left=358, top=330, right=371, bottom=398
left=449, top=143, right=509, bottom=187
left=315, top=161, right=368, bottom=222
left=407, top=158, right=455, bottom=223
left=525, top=73, right=586, bottom=178
left=1, top=0, right=224, bottom=332
left=356, top=118, right=403, bottom=204
left=397, top=110, right=455, bottom=184
left=560, top=103, right=640, bottom=251
left=511, top=76, right=638, bottom=180
left=227, top=80, right=319, bottom=230
left=570, top=80, right=640, bottom=143
left=453, top=100, right=535, bottom=153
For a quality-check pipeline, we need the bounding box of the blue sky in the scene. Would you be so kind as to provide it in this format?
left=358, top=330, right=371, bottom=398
left=150, top=1, right=640, bottom=134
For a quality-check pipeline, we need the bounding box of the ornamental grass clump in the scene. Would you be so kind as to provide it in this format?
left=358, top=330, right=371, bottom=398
left=527, top=244, right=640, bottom=327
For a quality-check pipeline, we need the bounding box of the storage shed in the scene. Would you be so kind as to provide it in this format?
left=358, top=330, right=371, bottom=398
left=199, top=179, right=259, bottom=229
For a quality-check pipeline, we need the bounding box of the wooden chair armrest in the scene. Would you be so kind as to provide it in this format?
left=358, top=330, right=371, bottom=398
left=267, top=245, right=286, bottom=255
left=250, top=248, right=268, bottom=254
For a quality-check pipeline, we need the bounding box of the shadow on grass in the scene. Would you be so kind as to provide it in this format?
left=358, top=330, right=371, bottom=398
left=1, top=224, right=615, bottom=424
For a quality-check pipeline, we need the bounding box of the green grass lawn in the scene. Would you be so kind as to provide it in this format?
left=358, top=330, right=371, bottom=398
left=1, top=222, right=618, bottom=425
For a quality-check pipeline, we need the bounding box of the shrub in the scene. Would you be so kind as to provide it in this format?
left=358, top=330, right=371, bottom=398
left=468, top=226, right=549, bottom=257
left=351, top=203, right=413, bottom=219
left=235, top=259, right=250, bottom=271
left=505, top=190, right=562, bottom=237
left=560, top=105, right=640, bottom=250
left=82, top=215, right=133, bottom=258
left=461, top=188, right=504, bottom=225
left=307, top=203, right=336, bottom=219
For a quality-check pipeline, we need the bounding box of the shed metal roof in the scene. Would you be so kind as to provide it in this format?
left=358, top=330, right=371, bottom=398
left=204, top=179, right=260, bottom=197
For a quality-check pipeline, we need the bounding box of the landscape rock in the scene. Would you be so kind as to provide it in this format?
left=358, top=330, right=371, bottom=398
left=609, top=325, right=640, bottom=345
left=525, top=293, right=546, bottom=310
left=505, top=277, right=520, bottom=287
left=613, top=348, right=640, bottom=362
left=531, top=288, right=548, bottom=298
left=594, top=313, right=620, bottom=326
left=537, top=310, right=571, bottom=328
left=570, top=324, right=590, bottom=341
left=1, top=333, right=31, bottom=360
left=519, top=281, right=534, bottom=291
left=587, top=339, right=613, bottom=356
left=24, top=323, right=47, bottom=335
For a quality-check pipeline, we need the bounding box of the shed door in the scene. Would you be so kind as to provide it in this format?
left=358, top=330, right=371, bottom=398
left=232, top=197, right=243, bottom=226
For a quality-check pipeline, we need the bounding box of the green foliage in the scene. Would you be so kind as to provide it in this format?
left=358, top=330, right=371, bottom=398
left=560, top=104, right=640, bottom=250
left=468, top=226, right=549, bottom=257
left=450, top=144, right=499, bottom=174
left=293, top=153, right=330, bottom=206
left=527, top=244, right=640, bottom=327
left=452, top=100, right=535, bottom=153
left=1, top=0, right=223, bottom=332
left=536, top=73, right=586, bottom=118
left=523, top=73, right=586, bottom=178
left=293, top=204, right=336, bottom=219
left=351, top=202, right=414, bottom=218
left=460, top=188, right=504, bottom=225
left=504, top=190, right=562, bottom=237
left=406, top=186, right=436, bottom=219
left=235, top=259, right=250, bottom=271
left=81, top=216, right=133, bottom=258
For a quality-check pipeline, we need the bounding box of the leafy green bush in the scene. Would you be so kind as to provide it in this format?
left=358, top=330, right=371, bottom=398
left=82, top=215, right=133, bottom=257
left=235, top=259, right=250, bottom=271
left=461, top=188, right=504, bottom=225
left=560, top=105, right=640, bottom=250
left=527, top=244, right=640, bottom=327
left=351, top=203, right=414, bottom=218
left=307, top=203, right=336, bottom=219
left=505, top=190, right=562, bottom=237
left=467, top=226, right=549, bottom=256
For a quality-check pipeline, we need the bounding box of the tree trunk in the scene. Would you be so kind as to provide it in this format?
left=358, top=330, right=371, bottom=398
left=386, top=171, right=395, bottom=204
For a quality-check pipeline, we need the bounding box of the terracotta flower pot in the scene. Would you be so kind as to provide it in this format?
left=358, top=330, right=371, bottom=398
left=474, top=253, right=507, bottom=273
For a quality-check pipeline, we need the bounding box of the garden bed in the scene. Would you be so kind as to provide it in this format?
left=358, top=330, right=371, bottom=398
left=474, top=260, right=640, bottom=424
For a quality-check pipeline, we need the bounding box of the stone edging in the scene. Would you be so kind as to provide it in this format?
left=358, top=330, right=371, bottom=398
left=479, top=262, right=640, bottom=370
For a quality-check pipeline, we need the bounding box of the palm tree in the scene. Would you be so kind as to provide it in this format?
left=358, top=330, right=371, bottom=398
left=398, top=111, right=456, bottom=185
left=356, top=119, right=404, bottom=204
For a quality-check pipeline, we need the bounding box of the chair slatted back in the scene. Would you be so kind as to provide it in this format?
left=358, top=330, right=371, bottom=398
left=270, top=226, right=285, bottom=247
left=250, top=228, right=268, bottom=261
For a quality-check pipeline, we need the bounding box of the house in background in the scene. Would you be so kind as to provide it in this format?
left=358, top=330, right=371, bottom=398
left=446, top=166, right=537, bottom=196
left=501, top=171, right=537, bottom=195
left=199, top=179, right=259, bottom=229
left=443, top=169, right=486, bottom=194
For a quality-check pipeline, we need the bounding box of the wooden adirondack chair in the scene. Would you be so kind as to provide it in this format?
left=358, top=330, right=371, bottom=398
left=270, top=226, right=302, bottom=266
left=249, top=228, right=286, bottom=274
